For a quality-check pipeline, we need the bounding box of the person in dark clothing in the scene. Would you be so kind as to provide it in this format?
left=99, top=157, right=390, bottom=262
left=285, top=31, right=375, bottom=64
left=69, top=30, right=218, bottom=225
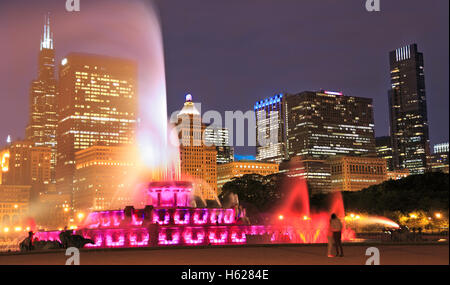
left=21, top=231, right=34, bottom=251
left=329, top=213, right=344, bottom=257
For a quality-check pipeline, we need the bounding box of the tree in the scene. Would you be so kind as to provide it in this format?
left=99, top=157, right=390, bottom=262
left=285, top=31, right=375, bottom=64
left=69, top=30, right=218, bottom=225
left=219, top=173, right=285, bottom=215
left=342, top=172, right=449, bottom=214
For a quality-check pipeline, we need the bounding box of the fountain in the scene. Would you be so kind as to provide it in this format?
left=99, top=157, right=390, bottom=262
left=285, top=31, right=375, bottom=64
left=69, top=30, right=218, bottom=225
left=36, top=181, right=249, bottom=247
left=31, top=1, right=397, bottom=250
left=266, top=176, right=356, bottom=244
left=35, top=177, right=357, bottom=248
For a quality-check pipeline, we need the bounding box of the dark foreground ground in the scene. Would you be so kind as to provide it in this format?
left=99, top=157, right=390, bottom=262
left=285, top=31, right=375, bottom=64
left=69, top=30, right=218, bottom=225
left=0, top=243, right=448, bottom=265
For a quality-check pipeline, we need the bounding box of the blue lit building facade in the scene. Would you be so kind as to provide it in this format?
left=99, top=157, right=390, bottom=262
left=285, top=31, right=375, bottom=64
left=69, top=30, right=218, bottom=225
left=254, top=94, right=288, bottom=164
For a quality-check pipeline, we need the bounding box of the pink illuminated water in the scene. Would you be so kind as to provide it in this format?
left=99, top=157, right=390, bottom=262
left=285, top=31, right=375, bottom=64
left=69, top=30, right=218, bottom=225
left=273, top=173, right=355, bottom=243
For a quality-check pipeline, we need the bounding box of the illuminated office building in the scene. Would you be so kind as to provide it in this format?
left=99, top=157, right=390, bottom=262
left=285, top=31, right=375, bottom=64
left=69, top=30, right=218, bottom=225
left=0, top=140, right=51, bottom=200
left=0, top=149, right=10, bottom=185
left=204, top=127, right=234, bottom=164
left=285, top=91, right=376, bottom=159
left=427, top=142, right=449, bottom=174
left=73, top=144, right=136, bottom=213
left=386, top=169, right=410, bottom=180
left=255, top=90, right=376, bottom=193
left=56, top=53, right=137, bottom=197
left=0, top=185, right=31, bottom=227
left=375, top=136, right=394, bottom=171
left=279, top=156, right=331, bottom=194
left=328, top=156, right=387, bottom=192
left=177, top=95, right=217, bottom=200
left=217, top=160, right=279, bottom=192
left=25, top=14, right=58, bottom=182
left=434, top=142, right=449, bottom=154
left=388, top=44, right=430, bottom=174
left=254, top=94, right=287, bottom=163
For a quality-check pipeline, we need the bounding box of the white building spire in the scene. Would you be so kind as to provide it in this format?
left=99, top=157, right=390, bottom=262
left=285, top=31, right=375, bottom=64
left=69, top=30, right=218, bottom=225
left=40, top=13, right=54, bottom=50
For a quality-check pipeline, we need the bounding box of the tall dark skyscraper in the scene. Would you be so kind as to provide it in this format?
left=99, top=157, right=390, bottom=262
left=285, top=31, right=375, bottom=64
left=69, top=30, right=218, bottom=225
left=25, top=14, right=57, bottom=182
left=285, top=91, right=376, bottom=158
left=56, top=53, right=137, bottom=196
left=388, top=44, right=430, bottom=174
left=375, top=136, right=394, bottom=171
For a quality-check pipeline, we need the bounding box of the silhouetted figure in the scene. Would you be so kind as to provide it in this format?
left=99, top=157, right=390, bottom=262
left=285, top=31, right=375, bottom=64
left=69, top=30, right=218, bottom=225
left=59, top=229, right=72, bottom=248
left=59, top=229, right=93, bottom=249
left=330, top=213, right=344, bottom=257
left=20, top=231, right=35, bottom=251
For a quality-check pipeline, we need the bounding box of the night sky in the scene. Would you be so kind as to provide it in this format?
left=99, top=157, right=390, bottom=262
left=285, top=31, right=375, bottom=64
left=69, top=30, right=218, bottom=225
left=0, top=0, right=448, bottom=155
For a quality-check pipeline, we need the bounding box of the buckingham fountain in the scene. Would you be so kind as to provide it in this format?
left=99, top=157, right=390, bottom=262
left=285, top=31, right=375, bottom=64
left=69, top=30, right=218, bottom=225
left=27, top=2, right=399, bottom=250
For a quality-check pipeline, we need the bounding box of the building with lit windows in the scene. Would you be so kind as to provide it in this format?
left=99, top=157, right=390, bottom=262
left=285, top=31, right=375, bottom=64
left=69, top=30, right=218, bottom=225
left=0, top=185, right=30, bottom=227
left=56, top=53, right=137, bottom=197
left=0, top=149, right=10, bottom=185
left=204, top=127, right=234, bottom=164
left=328, top=156, right=387, bottom=192
left=254, top=94, right=287, bottom=163
left=279, top=156, right=331, bottom=194
left=434, top=142, right=449, bottom=154
left=376, top=136, right=394, bottom=171
left=255, top=90, right=376, bottom=193
left=73, top=144, right=136, bottom=213
left=427, top=142, right=449, bottom=173
left=177, top=95, right=218, bottom=200
left=25, top=14, right=58, bottom=183
left=285, top=90, right=376, bottom=159
left=0, top=140, right=51, bottom=200
left=388, top=44, right=430, bottom=174
left=386, top=169, right=410, bottom=180
left=217, top=160, right=279, bottom=192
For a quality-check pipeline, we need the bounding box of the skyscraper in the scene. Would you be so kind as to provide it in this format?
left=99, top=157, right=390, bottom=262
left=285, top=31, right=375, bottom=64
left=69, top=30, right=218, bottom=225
left=255, top=90, right=376, bottom=193
left=204, top=126, right=234, bottom=164
left=0, top=140, right=51, bottom=200
left=25, top=14, right=58, bottom=182
left=254, top=94, right=287, bottom=163
left=375, top=136, right=394, bottom=171
left=388, top=43, right=430, bottom=174
left=56, top=53, right=137, bottom=196
left=285, top=91, right=376, bottom=158
left=176, top=95, right=217, bottom=200
left=73, top=144, right=136, bottom=213
left=427, top=142, right=449, bottom=173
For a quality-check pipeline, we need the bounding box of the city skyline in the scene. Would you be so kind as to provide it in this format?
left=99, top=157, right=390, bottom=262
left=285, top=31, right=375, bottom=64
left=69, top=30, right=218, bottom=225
left=0, top=0, right=448, bottom=158
left=0, top=0, right=448, bottom=267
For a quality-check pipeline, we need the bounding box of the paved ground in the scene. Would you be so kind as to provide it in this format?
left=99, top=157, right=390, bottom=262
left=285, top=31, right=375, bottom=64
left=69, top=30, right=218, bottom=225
left=0, top=243, right=447, bottom=265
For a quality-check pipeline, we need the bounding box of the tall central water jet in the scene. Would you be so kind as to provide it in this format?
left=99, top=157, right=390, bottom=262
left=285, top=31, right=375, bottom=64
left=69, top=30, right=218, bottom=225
left=135, top=2, right=180, bottom=180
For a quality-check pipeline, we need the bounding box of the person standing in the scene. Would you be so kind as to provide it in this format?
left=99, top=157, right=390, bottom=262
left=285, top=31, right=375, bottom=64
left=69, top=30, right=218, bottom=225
left=330, top=213, right=344, bottom=257
left=327, top=226, right=335, bottom=257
